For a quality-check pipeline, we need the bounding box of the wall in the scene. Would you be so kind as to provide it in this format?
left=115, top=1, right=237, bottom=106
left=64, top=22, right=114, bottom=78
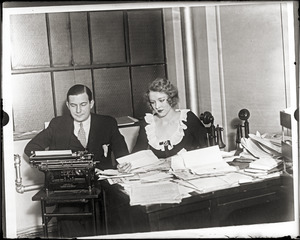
left=191, top=2, right=295, bottom=150
left=13, top=140, right=45, bottom=236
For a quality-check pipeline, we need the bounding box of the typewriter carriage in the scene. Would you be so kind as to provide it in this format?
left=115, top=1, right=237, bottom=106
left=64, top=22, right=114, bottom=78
left=30, top=151, right=98, bottom=193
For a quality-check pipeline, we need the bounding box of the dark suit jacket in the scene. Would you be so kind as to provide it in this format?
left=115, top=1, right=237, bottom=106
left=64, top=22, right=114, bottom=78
left=24, top=113, right=129, bottom=169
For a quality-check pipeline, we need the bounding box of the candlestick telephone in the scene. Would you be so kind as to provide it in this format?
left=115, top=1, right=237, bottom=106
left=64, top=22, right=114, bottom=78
left=235, top=108, right=250, bottom=148
left=199, top=111, right=226, bottom=149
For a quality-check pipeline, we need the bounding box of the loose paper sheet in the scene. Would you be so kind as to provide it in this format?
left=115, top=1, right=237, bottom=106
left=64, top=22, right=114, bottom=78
left=116, top=150, right=161, bottom=170
left=35, top=150, right=72, bottom=156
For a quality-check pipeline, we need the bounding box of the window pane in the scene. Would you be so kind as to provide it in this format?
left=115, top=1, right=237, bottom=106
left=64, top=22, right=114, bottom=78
left=53, top=70, right=93, bottom=116
left=128, top=9, right=165, bottom=64
left=131, top=65, right=166, bottom=118
left=70, top=12, right=91, bottom=65
left=10, top=14, right=50, bottom=69
left=94, top=67, right=132, bottom=117
left=90, top=11, right=126, bottom=64
left=12, top=73, right=54, bottom=132
left=48, top=13, right=72, bottom=67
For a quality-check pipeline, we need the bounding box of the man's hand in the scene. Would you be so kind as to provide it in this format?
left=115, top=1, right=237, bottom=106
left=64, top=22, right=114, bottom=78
left=95, top=168, right=101, bottom=175
left=117, top=162, right=132, bottom=173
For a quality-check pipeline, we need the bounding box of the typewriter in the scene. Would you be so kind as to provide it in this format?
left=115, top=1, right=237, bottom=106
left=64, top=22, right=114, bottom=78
left=30, top=150, right=98, bottom=193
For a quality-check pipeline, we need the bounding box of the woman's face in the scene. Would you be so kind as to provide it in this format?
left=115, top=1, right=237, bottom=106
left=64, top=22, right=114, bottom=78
left=149, top=91, right=172, bottom=118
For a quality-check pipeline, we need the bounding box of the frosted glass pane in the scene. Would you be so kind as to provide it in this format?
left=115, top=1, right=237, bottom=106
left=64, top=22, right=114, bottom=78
left=128, top=10, right=164, bottom=64
left=12, top=73, right=54, bottom=132
left=53, top=70, right=93, bottom=116
left=10, top=14, right=50, bottom=69
left=90, top=11, right=126, bottom=64
left=93, top=68, right=132, bottom=117
left=131, top=65, right=166, bottom=118
left=48, top=13, right=72, bottom=67
left=70, top=12, right=91, bottom=65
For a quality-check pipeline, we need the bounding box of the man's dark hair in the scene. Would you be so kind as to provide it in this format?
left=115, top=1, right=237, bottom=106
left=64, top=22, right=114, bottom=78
left=67, top=84, right=93, bottom=102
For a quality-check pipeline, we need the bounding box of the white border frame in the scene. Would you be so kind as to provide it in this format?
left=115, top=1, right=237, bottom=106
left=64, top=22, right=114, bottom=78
left=2, top=1, right=299, bottom=238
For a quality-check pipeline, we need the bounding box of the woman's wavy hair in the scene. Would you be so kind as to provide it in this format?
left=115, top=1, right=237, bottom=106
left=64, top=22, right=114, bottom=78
left=145, top=77, right=179, bottom=110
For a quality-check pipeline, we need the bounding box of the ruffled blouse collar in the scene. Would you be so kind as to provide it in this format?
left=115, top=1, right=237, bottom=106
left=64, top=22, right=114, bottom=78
left=144, top=109, right=189, bottom=151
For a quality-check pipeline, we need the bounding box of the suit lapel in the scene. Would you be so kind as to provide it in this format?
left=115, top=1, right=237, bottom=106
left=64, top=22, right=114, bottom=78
left=87, top=113, right=95, bottom=148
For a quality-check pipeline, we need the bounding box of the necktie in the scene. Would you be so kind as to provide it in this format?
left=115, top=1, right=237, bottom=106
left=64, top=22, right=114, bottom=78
left=78, top=122, right=86, bottom=148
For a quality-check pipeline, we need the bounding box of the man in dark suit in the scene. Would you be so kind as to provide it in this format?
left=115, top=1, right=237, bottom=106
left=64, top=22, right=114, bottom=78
left=24, top=84, right=131, bottom=237
left=24, top=84, right=130, bottom=170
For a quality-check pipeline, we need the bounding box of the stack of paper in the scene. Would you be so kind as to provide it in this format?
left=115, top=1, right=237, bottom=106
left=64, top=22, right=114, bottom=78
left=172, top=145, right=237, bottom=176
left=138, top=171, right=173, bottom=183
left=243, top=157, right=283, bottom=177
left=129, top=181, right=182, bottom=206
left=241, top=132, right=282, bottom=160
left=178, top=172, right=254, bottom=194
left=96, top=169, right=134, bottom=182
left=240, top=138, right=272, bottom=159
left=249, top=157, right=280, bottom=170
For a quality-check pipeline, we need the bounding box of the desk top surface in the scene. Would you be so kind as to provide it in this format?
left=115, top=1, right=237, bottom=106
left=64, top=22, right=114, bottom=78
left=101, top=173, right=292, bottom=212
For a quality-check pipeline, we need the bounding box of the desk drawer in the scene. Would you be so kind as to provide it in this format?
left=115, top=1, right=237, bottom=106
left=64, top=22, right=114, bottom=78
left=146, top=200, right=211, bottom=231
left=214, top=186, right=280, bottom=225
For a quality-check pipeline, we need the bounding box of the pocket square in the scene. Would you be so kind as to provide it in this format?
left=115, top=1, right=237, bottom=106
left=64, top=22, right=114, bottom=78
left=102, top=144, right=110, bottom=157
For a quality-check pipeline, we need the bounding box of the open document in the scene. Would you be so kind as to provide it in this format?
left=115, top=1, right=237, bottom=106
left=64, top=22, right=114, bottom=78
left=116, top=150, right=161, bottom=170
left=172, top=145, right=237, bottom=176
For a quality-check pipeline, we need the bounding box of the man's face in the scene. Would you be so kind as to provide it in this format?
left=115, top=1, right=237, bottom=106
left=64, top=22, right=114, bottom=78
left=66, top=92, right=94, bottom=122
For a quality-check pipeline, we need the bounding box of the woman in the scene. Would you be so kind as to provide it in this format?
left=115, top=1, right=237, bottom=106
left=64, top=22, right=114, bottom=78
left=132, top=77, right=207, bottom=158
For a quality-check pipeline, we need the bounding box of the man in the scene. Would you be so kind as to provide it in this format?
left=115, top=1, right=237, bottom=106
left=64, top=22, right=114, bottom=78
left=24, top=84, right=130, bottom=237
left=25, top=84, right=129, bottom=170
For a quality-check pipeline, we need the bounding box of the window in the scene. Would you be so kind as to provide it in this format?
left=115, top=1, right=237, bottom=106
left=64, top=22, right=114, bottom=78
left=10, top=9, right=167, bottom=133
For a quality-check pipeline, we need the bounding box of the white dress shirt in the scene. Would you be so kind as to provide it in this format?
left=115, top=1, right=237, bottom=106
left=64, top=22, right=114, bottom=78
left=74, top=115, right=91, bottom=144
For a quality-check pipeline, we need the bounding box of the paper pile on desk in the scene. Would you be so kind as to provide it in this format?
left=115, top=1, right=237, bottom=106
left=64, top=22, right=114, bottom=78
left=171, top=172, right=254, bottom=195
left=242, top=157, right=284, bottom=178
left=241, top=132, right=282, bottom=159
left=171, top=145, right=237, bottom=178
left=129, top=181, right=182, bottom=206
left=97, top=169, right=134, bottom=181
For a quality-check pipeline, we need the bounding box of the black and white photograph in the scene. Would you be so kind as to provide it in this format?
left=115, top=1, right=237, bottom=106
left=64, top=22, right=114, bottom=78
left=1, top=1, right=299, bottom=239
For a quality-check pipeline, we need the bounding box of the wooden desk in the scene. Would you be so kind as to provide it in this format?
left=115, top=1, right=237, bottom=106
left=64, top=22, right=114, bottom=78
left=32, top=188, right=102, bottom=238
left=101, top=174, right=294, bottom=234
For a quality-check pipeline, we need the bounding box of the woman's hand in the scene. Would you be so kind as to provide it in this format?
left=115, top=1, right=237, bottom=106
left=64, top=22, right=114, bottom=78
left=117, top=162, right=132, bottom=173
